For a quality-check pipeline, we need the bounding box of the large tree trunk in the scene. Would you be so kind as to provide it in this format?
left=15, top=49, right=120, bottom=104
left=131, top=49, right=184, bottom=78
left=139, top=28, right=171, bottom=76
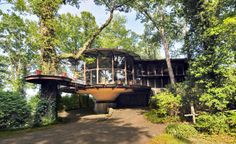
left=143, top=10, right=176, bottom=85
left=40, top=19, right=58, bottom=75
left=160, top=28, right=175, bottom=85
left=33, top=81, right=59, bottom=127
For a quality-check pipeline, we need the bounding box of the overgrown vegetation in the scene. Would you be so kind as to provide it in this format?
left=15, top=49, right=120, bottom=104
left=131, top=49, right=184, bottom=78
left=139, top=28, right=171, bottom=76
left=165, top=123, right=198, bottom=139
left=0, top=91, right=31, bottom=129
left=150, top=123, right=236, bottom=144
left=146, top=87, right=182, bottom=123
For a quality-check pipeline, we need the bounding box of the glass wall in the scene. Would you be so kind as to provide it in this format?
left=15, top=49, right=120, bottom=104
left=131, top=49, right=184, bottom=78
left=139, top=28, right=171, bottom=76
left=82, top=52, right=135, bottom=85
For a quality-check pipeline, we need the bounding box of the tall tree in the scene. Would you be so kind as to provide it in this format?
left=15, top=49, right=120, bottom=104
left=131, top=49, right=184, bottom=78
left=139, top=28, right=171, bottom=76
left=181, top=0, right=236, bottom=112
left=137, top=23, right=161, bottom=60
left=0, top=12, right=36, bottom=94
left=131, top=0, right=183, bottom=85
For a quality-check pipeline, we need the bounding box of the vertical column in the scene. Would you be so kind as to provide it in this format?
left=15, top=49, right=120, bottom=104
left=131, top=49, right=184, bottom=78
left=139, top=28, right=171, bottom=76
left=97, top=56, right=99, bottom=84
left=132, top=61, right=135, bottom=84
left=124, top=58, right=127, bottom=85
left=161, top=66, right=163, bottom=76
left=112, top=55, right=115, bottom=84
left=83, top=62, right=86, bottom=85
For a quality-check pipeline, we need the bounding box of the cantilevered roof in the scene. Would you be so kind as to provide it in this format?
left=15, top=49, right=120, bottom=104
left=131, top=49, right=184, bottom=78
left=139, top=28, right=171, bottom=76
left=135, top=58, right=187, bottom=63
left=83, top=48, right=141, bottom=60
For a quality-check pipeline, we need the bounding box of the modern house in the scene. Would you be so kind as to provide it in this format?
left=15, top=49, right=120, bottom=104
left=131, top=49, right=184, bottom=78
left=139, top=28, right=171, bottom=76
left=26, top=48, right=187, bottom=113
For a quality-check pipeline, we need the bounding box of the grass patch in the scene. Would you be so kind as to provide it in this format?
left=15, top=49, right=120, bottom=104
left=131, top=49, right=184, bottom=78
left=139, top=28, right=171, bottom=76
left=0, top=124, right=56, bottom=138
left=150, top=133, right=236, bottom=144
left=149, top=134, right=192, bottom=144
left=145, top=110, right=180, bottom=123
left=190, top=134, right=236, bottom=144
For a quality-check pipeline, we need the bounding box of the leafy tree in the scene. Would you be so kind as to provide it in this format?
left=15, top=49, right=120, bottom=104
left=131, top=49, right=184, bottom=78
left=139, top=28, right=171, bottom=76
left=137, top=24, right=161, bottom=59
left=181, top=0, right=236, bottom=112
left=99, top=14, right=137, bottom=50
left=130, top=0, right=184, bottom=85
left=0, top=12, right=36, bottom=94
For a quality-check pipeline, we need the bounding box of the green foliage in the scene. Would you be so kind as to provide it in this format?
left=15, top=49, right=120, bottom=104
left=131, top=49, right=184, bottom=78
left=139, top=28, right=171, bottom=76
left=0, top=91, right=31, bottom=129
left=33, top=98, right=56, bottom=127
left=28, top=95, right=40, bottom=114
left=225, top=111, right=236, bottom=133
left=195, top=113, right=230, bottom=134
left=145, top=110, right=180, bottom=123
left=181, top=0, right=236, bottom=113
left=61, top=94, right=79, bottom=111
left=0, top=12, right=36, bottom=93
left=165, top=123, right=198, bottom=139
left=151, top=91, right=181, bottom=117
left=99, top=14, right=138, bottom=50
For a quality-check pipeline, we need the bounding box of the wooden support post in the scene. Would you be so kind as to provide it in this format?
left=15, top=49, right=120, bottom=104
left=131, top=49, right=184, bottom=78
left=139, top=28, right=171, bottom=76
left=112, top=55, right=114, bottom=84
left=132, top=63, right=135, bottom=84
left=83, top=62, right=86, bottom=85
left=97, top=56, right=99, bottom=84
left=124, top=59, right=127, bottom=85
left=161, top=66, right=163, bottom=76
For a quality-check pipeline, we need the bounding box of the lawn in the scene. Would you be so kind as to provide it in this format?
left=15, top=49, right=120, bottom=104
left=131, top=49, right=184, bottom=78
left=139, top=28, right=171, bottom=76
left=150, top=133, right=236, bottom=144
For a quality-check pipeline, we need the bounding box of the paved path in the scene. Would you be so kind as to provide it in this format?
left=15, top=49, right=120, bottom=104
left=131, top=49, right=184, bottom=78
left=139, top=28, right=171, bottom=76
left=0, top=108, right=166, bottom=144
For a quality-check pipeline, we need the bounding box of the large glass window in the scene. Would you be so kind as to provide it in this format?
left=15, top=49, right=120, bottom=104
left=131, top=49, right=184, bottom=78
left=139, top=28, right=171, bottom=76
left=83, top=51, right=135, bottom=85
left=86, top=57, right=96, bottom=69
left=114, top=55, right=125, bottom=69
left=99, top=56, right=112, bottom=68
left=115, top=69, right=125, bottom=84
left=99, top=69, right=112, bottom=84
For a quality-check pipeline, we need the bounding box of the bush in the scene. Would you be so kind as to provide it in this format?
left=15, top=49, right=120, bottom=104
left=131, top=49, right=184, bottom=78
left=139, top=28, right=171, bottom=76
left=0, top=91, right=31, bottom=129
left=195, top=113, right=229, bottom=134
left=61, top=94, right=79, bottom=111
left=28, top=95, right=40, bottom=114
left=33, top=98, right=56, bottom=127
left=225, top=111, right=236, bottom=133
left=150, top=91, right=181, bottom=117
left=61, top=94, right=94, bottom=111
left=166, top=123, right=198, bottom=139
left=145, top=109, right=180, bottom=123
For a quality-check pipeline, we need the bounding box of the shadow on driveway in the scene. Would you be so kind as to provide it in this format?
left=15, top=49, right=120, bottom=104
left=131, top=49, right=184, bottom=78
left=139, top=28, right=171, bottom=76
left=0, top=112, right=154, bottom=144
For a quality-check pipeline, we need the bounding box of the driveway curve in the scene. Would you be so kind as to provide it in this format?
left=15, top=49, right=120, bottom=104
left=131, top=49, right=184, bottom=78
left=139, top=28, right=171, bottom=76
left=0, top=108, right=166, bottom=144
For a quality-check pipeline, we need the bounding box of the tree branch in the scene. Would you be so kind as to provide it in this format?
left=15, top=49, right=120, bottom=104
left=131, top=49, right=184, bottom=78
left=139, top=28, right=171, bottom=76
left=59, top=8, right=115, bottom=60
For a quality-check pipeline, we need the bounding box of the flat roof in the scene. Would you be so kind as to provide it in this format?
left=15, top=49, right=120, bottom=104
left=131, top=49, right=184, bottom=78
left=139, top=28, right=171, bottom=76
left=83, top=48, right=141, bottom=60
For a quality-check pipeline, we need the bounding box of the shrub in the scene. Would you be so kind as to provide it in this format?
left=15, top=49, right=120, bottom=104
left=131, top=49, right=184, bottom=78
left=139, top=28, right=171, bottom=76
left=225, top=111, right=236, bottom=133
left=195, top=113, right=229, bottom=134
left=60, top=94, right=94, bottom=111
left=0, top=91, right=31, bottom=129
left=28, top=95, right=40, bottom=114
left=166, top=123, right=198, bottom=139
left=145, top=109, right=180, bottom=123
left=61, top=94, right=79, bottom=111
left=151, top=91, right=181, bottom=117
left=33, top=98, right=56, bottom=127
